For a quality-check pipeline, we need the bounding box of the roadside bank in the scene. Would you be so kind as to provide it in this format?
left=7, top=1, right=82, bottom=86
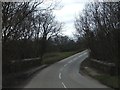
left=80, top=58, right=119, bottom=89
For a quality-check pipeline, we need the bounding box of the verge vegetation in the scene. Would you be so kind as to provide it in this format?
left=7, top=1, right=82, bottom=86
left=42, top=51, right=77, bottom=64
left=80, top=58, right=119, bottom=89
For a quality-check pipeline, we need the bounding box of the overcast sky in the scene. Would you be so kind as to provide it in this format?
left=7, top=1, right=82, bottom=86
left=53, top=0, right=93, bottom=38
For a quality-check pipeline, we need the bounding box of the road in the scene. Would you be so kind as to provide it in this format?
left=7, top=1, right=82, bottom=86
left=24, top=50, right=108, bottom=88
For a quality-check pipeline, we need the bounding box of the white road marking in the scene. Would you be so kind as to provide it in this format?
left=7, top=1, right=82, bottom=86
left=79, top=55, right=82, bottom=57
left=62, top=82, right=67, bottom=88
left=64, top=64, right=67, bottom=67
left=68, top=60, right=72, bottom=63
left=70, top=60, right=74, bottom=63
left=59, top=73, right=61, bottom=79
left=73, top=58, right=77, bottom=60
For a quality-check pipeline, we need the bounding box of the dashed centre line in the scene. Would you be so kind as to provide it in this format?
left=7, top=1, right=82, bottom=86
left=58, top=52, right=88, bottom=88
left=64, top=64, right=67, bottom=67
left=59, top=73, right=61, bottom=79
left=68, top=60, right=72, bottom=63
left=58, top=71, right=67, bottom=88
left=62, top=82, right=67, bottom=88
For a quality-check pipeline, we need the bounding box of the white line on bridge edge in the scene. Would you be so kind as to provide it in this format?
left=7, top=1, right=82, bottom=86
left=62, top=82, right=67, bottom=88
left=59, top=73, right=61, bottom=79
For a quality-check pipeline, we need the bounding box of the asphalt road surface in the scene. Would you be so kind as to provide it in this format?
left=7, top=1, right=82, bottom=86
left=24, top=50, right=108, bottom=88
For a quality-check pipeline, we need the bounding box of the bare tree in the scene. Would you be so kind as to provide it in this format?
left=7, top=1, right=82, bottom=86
left=33, top=11, right=63, bottom=63
left=2, top=1, right=44, bottom=43
left=74, top=2, right=119, bottom=64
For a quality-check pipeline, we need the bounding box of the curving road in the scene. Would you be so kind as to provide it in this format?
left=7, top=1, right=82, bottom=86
left=24, top=50, right=109, bottom=88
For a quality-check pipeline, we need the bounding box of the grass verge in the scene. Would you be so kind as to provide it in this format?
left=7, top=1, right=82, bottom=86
left=80, top=58, right=119, bottom=89
left=94, top=75, right=119, bottom=89
left=42, top=51, right=77, bottom=64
